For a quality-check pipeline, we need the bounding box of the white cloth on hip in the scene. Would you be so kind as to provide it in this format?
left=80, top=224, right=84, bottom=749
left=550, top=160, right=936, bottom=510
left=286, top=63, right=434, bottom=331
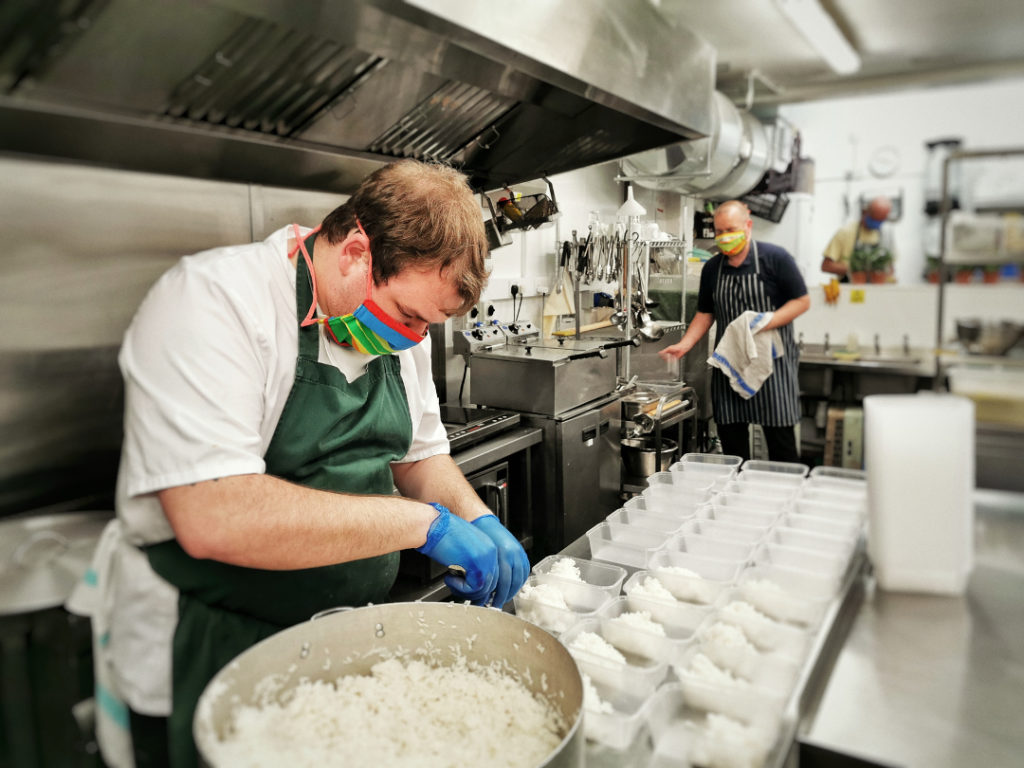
left=707, top=310, right=783, bottom=399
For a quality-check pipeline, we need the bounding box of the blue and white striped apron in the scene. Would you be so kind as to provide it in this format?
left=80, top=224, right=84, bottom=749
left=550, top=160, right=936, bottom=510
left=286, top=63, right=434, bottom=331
left=711, top=241, right=800, bottom=427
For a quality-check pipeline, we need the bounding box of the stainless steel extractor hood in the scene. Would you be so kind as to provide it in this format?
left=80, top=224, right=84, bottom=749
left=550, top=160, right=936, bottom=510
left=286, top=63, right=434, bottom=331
left=0, top=0, right=715, bottom=193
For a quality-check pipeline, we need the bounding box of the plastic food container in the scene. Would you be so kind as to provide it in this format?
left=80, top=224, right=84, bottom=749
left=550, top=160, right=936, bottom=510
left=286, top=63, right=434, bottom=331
left=763, top=526, right=853, bottom=560
left=531, top=555, right=627, bottom=599
left=512, top=574, right=612, bottom=635
left=597, top=595, right=701, bottom=663
left=777, top=511, right=861, bottom=543
left=662, top=532, right=754, bottom=563
left=644, top=683, right=782, bottom=768
left=642, top=484, right=713, bottom=515
left=805, top=475, right=867, bottom=496
left=641, top=556, right=733, bottom=607
left=679, top=452, right=744, bottom=470
left=737, top=564, right=835, bottom=626
left=681, top=517, right=766, bottom=546
left=809, top=466, right=867, bottom=482
left=797, top=487, right=867, bottom=514
left=716, top=490, right=790, bottom=514
left=585, top=521, right=668, bottom=569
left=620, top=576, right=717, bottom=635
left=623, top=494, right=706, bottom=518
left=745, top=460, right=806, bottom=479
left=641, top=549, right=744, bottom=586
left=723, top=478, right=800, bottom=501
left=674, top=640, right=799, bottom=698
left=714, top=591, right=811, bottom=660
left=698, top=502, right=779, bottom=530
left=579, top=673, right=650, bottom=750
left=606, top=507, right=690, bottom=536
left=560, top=617, right=668, bottom=697
left=793, top=498, right=864, bottom=523
left=753, top=542, right=848, bottom=580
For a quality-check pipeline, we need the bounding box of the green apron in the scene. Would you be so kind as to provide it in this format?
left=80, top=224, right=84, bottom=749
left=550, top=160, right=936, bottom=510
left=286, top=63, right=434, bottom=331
left=146, top=233, right=413, bottom=767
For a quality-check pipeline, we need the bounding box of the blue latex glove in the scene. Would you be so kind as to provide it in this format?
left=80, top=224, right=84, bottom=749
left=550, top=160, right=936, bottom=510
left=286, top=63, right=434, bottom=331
left=471, top=514, right=530, bottom=608
left=417, top=504, right=499, bottom=605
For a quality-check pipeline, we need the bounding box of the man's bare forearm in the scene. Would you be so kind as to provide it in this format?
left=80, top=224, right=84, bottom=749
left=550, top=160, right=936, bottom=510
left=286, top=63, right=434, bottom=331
left=392, top=454, right=491, bottom=522
left=159, top=474, right=435, bottom=570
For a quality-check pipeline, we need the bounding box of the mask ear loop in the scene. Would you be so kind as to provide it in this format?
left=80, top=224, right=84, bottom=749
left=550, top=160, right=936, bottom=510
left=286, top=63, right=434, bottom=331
left=355, top=218, right=374, bottom=298
left=292, top=223, right=322, bottom=328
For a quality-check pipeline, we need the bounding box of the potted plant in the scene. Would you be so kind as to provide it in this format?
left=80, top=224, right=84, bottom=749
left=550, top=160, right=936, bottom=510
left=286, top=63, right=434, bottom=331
left=982, top=264, right=1002, bottom=283
left=869, top=248, right=893, bottom=284
left=924, top=256, right=942, bottom=283
left=954, top=266, right=975, bottom=284
left=849, top=247, right=870, bottom=284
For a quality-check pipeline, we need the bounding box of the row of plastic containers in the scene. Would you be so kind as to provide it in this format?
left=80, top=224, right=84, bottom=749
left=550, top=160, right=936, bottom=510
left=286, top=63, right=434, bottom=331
left=513, top=455, right=867, bottom=768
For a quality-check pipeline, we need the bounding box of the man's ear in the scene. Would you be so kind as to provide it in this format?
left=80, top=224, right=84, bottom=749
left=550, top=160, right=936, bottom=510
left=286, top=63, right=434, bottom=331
left=336, top=232, right=370, bottom=277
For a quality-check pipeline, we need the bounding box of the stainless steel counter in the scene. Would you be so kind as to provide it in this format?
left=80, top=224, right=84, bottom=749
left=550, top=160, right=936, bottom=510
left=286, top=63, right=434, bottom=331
left=800, top=490, right=1024, bottom=768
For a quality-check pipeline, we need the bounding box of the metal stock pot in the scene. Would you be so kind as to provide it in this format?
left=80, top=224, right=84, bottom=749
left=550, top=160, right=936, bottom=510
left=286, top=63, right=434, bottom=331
left=194, top=601, right=584, bottom=767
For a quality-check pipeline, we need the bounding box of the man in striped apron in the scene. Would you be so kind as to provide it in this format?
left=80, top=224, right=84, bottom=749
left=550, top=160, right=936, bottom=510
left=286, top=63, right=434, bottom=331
left=660, top=200, right=811, bottom=461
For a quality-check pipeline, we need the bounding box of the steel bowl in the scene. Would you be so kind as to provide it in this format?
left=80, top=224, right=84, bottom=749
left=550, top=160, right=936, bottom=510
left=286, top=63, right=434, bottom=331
left=194, top=602, right=584, bottom=767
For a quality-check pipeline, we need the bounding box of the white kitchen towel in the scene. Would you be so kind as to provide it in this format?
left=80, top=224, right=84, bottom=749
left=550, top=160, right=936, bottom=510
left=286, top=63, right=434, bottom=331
left=708, top=310, right=784, bottom=399
left=66, top=520, right=136, bottom=768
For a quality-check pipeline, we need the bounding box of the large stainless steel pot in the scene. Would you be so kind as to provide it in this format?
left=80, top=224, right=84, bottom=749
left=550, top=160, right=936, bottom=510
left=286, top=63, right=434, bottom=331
left=620, top=436, right=678, bottom=478
left=194, top=602, right=584, bottom=767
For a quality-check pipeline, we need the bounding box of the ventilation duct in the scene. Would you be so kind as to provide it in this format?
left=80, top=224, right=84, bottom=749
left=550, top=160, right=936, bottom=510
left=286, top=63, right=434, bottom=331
left=618, top=92, right=776, bottom=199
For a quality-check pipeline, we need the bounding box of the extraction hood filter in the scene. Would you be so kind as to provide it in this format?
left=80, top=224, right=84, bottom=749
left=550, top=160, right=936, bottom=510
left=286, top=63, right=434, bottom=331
left=0, top=0, right=715, bottom=193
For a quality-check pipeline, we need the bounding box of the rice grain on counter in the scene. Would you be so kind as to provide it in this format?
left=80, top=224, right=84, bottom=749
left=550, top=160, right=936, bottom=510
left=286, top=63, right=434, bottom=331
left=549, top=557, right=583, bottom=582
left=206, top=656, right=565, bottom=768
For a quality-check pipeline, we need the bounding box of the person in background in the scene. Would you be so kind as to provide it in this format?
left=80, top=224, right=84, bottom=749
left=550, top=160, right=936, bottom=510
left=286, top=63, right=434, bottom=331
left=97, top=159, right=529, bottom=768
left=659, top=200, right=810, bottom=462
left=821, top=196, right=895, bottom=281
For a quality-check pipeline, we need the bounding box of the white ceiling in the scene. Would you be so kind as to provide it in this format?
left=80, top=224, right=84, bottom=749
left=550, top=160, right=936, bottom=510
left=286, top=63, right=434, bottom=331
left=655, top=0, right=1024, bottom=107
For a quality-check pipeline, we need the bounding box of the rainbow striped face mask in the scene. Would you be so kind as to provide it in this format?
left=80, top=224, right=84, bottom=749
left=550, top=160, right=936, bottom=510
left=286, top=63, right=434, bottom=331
left=715, top=229, right=748, bottom=256
left=292, top=222, right=425, bottom=355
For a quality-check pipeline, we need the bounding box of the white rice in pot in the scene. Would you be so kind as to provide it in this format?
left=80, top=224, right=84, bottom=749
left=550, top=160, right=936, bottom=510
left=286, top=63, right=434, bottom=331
left=205, top=656, right=567, bottom=768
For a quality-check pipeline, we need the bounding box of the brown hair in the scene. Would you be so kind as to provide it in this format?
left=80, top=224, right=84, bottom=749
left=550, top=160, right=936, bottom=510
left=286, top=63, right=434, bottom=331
left=320, top=160, right=489, bottom=313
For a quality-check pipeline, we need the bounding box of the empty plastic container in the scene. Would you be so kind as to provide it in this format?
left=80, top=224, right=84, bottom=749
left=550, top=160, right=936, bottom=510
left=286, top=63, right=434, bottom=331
left=763, top=526, right=853, bottom=560
left=531, top=555, right=627, bottom=599
left=777, top=511, right=861, bottom=543
left=607, top=507, right=690, bottom=536
left=724, top=478, right=800, bottom=501
left=586, top=521, right=668, bottom=569
left=716, top=491, right=789, bottom=515
left=740, top=459, right=809, bottom=486
left=793, top=498, right=864, bottom=524
left=809, top=465, right=866, bottom=482
left=698, top=502, right=779, bottom=530
left=753, top=542, right=848, bottom=580
left=662, top=532, right=754, bottom=563
left=681, top=517, right=766, bottom=546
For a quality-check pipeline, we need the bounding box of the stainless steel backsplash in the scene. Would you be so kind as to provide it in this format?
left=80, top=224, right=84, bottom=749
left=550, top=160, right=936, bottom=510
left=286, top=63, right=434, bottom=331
left=0, top=156, right=344, bottom=516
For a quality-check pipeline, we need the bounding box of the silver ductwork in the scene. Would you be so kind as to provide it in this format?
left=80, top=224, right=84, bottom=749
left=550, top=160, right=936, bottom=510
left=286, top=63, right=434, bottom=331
left=0, top=0, right=716, bottom=192
left=618, top=91, right=779, bottom=199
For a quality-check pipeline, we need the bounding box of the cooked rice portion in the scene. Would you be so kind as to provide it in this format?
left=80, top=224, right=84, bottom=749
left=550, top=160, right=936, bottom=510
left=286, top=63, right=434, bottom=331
left=208, top=657, right=565, bottom=768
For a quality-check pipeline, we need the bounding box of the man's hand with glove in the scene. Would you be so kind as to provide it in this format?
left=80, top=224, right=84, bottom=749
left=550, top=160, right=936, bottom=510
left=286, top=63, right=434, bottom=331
left=416, top=504, right=499, bottom=605
left=471, top=514, right=530, bottom=608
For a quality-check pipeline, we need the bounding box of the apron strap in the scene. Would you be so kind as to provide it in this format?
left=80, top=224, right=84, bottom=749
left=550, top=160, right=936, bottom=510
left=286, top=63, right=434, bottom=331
left=293, top=230, right=323, bottom=361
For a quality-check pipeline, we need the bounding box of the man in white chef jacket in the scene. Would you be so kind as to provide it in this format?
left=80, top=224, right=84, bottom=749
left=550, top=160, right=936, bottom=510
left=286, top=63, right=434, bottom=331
left=90, top=159, right=530, bottom=768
